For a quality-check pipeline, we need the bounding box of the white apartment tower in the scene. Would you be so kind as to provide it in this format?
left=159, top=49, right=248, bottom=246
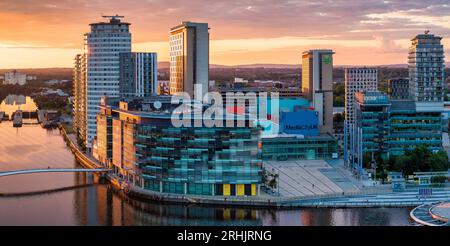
left=83, top=15, right=131, bottom=148
left=343, top=67, right=378, bottom=166
left=408, top=32, right=445, bottom=112
left=344, top=68, right=378, bottom=125
left=169, top=21, right=209, bottom=100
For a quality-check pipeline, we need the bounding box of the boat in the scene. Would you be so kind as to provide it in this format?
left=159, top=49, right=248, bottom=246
left=13, top=110, right=23, bottom=127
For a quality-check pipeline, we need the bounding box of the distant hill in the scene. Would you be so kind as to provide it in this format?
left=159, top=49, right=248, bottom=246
left=223, top=64, right=300, bottom=69
left=0, top=68, right=72, bottom=74
left=157, top=62, right=230, bottom=69
left=3, top=62, right=450, bottom=73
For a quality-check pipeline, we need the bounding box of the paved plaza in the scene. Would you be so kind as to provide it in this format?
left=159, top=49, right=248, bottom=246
left=264, top=160, right=360, bottom=197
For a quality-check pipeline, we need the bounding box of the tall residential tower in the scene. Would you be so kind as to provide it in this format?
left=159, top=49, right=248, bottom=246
left=408, top=32, right=445, bottom=112
left=169, top=21, right=209, bottom=100
left=73, top=54, right=87, bottom=143
left=301, top=49, right=334, bottom=134
left=83, top=15, right=131, bottom=148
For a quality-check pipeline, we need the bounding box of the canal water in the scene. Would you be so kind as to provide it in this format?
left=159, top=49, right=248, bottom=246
left=0, top=95, right=413, bottom=226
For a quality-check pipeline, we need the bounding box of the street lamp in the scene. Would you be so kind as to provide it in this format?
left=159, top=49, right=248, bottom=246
left=370, top=152, right=377, bottom=185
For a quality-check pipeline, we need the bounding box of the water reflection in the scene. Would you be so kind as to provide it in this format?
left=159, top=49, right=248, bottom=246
left=0, top=94, right=412, bottom=226
left=69, top=184, right=412, bottom=226
left=0, top=95, right=37, bottom=120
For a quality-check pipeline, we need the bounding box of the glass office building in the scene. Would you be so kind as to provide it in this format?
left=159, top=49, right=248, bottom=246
left=389, top=100, right=442, bottom=155
left=352, top=91, right=443, bottom=170
left=354, top=91, right=390, bottom=170
left=262, top=134, right=338, bottom=161
left=97, top=96, right=262, bottom=196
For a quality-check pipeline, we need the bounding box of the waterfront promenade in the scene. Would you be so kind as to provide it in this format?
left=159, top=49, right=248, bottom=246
left=58, top=125, right=450, bottom=208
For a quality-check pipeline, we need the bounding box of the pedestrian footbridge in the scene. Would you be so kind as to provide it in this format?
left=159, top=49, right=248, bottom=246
left=0, top=168, right=111, bottom=177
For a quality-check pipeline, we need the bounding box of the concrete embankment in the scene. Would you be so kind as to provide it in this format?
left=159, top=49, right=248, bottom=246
left=59, top=125, right=102, bottom=170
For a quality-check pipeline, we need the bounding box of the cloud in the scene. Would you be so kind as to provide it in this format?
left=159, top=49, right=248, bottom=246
left=365, top=9, right=450, bottom=29
left=0, top=0, right=449, bottom=67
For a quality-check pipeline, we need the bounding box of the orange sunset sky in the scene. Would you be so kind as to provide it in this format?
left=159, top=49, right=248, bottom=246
left=1, top=0, right=450, bottom=68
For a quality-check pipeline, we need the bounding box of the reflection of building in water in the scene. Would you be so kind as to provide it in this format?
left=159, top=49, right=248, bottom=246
left=73, top=172, right=89, bottom=225
left=73, top=171, right=262, bottom=226
left=0, top=95, right=38, bottom=120
left=73, top=171, right=111, bottom=226
left=3, top=95, right=26, bottom=105
left=123, top=202, right=262, bottom=226
left=301, top=209, right=333, bottom=226
left=300, top=210, right=314, bottom=226
left=261, top=209, right=334, bottom=226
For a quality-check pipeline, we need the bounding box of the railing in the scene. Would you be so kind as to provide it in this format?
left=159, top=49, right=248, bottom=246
left=0, top=168, right=110, bottom=177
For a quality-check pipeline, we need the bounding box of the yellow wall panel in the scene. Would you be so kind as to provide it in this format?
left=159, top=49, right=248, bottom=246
left=237, top=184, right=245, bottom=196
left=223, top=184, right=230, bottom=196
left=251, top=184, right=257, bottom=196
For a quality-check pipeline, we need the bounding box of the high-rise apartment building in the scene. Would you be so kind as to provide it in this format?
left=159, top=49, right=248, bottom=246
left=301, top=49, right=334, bottom=134
left=344, top=68, right=378, bottom=125
left=343, top=67, right=378, bottom=167
left=119, top=52, right=158, bottom=97
left=83, top=15, right=131, bottom=148
left=408, top=32, right=445, bottom=111
left=169, top=21, right=209, bottom=100
left=388, top=78, right=409, bottom=100
left=73, top=54, right=87, bottom=144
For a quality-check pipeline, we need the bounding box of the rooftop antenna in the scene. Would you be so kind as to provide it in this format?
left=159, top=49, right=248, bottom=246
left=102, top=14, right=124, bottom=21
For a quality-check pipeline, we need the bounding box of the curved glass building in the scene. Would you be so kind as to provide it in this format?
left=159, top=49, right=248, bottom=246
left=96, top=96, right=262, bottom=196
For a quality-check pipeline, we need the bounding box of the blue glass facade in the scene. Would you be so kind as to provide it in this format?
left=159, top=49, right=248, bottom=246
left=97, top=97, right=263, bottom=196
left=280, top=110, right=319, bottom=136
left=134, top=125, right=262, bottom=195
left=353, top=91, right=443, bottom=169
left=354, top=91, right=390, bottom=169
left=262, top=135, right=338, bottom=161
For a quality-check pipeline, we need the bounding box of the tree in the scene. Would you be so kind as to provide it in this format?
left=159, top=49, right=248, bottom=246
left=268, top=173, right=279, bottom=190
left=362, top=152, right=372, bottom=169
left=410, top=145, right=432, bottom=172
left=333, top=112, right=344, bottom=122
left=333, top=95, right=344, bottom=107
left=333, top=84, right=345, bottom=106
left=394, top=155, right=416, bottom=176
left=392, top=145, right=449, bottom=176
left=387, top=155, right=397, bottom=171
left=429, top=151, right=449, bottom=172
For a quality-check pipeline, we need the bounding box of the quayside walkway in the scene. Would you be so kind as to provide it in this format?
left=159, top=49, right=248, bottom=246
left=0, top=168, right=110, bottom=177
left=283, top=189, right=450, bottom=208
left=57, top=124, right=450, bottom=208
